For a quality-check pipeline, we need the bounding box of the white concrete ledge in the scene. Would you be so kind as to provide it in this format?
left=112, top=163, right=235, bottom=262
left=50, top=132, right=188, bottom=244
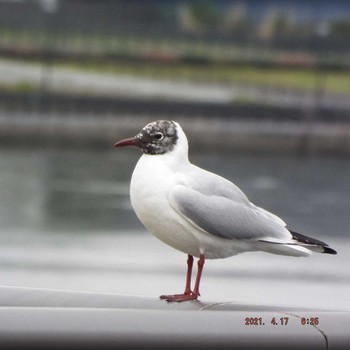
left=0, top=286, right=349, bottom=349
left=0, top=285, right=323, bottom=311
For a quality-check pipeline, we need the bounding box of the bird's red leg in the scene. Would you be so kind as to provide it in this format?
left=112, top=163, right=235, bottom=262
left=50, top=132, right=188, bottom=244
left=160, top=255, right=193, bottom=301
left=184, top=254, right=194, bottom=295
left=160, top=254, right=205, bottom=303
left=192, top=254, right=205, bottom=298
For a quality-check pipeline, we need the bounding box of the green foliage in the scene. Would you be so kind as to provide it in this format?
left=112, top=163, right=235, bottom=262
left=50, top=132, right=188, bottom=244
left=189, top=1, right=221, bottom=28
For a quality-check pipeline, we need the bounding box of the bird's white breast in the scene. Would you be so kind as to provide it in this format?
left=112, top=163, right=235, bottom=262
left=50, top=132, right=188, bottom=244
left=130, top=153, right=203, bottom=256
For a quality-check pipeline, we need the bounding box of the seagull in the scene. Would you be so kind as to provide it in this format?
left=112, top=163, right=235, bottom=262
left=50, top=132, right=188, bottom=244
left=114, top=120, right=337, bottom=302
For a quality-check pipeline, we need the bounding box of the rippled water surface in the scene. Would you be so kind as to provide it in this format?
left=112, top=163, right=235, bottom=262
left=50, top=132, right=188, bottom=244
left=1, top=147, right=349, bottom=236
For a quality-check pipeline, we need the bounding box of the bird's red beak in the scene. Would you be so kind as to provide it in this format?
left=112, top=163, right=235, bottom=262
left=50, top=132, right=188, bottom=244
left=114, top=137, right=140, bottom=148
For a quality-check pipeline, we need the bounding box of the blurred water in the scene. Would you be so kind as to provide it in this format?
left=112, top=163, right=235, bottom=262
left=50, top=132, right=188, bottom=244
left=0, top=147, right=349, bottom=309
left=0, top=147, right=349, bottom=237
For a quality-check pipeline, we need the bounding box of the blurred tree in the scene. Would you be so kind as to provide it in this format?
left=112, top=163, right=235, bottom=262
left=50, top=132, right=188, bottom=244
left=179, top=0, right=221, bottom=33
left=330, top=19, right=350, bottom=38
left=259, top=6, right=300, bottom=40
left=223, top=2, right=248, bottom=34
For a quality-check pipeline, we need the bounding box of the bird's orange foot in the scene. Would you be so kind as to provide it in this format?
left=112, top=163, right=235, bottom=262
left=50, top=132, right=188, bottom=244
left=160, top=293, right=199, bottom=302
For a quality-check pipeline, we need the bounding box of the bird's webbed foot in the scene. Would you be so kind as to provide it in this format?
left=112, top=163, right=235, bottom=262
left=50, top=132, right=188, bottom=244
left=159, top=292, right=199, bottom=302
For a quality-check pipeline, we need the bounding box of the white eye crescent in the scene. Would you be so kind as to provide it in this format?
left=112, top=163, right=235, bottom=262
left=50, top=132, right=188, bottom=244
left=155, top=132, right=164, bottom=140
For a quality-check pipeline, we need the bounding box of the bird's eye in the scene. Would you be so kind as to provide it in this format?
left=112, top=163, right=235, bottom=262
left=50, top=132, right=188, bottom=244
left=155, top=132, right=164, bottom=140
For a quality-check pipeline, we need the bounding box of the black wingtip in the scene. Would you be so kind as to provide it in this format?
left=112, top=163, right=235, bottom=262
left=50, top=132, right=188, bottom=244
left=323, top=247, right=337, bottom=255
left=290, top=230, right=337, bottom=255
left=290, top=230, right=328, bottom=246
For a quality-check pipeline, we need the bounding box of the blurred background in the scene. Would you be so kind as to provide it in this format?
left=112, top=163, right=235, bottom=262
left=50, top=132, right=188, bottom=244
left=0, top=0, right=349, bottom=310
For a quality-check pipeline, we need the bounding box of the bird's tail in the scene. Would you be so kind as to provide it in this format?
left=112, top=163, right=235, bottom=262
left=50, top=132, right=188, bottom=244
left=290, top=231, right=337, bottom=255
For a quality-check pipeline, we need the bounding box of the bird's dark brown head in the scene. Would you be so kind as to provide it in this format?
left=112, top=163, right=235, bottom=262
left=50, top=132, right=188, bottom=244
left=114, top=120, right=178, bottom=155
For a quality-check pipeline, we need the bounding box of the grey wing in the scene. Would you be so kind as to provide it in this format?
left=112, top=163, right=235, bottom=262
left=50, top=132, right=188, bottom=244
left=169, top=184, right=291, bottom=241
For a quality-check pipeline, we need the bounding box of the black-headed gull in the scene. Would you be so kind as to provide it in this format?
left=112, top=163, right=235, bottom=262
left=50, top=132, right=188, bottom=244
left=115, top=120, right=337, bottom=302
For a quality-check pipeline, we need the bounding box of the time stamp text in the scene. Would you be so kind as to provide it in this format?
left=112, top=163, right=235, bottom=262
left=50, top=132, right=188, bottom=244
left=244, top=316, right=320, bottom=326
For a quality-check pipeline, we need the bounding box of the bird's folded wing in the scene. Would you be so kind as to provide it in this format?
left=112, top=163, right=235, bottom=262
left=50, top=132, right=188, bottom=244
left=169, top=185, right=290, bottom=241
